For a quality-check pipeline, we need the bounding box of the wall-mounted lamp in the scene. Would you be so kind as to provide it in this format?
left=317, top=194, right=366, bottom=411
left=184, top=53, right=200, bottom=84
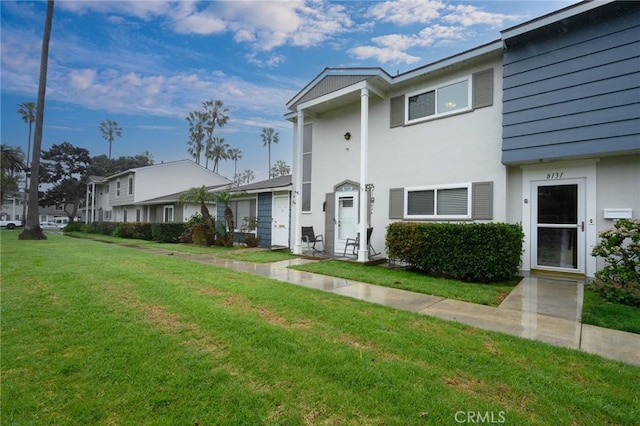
left=343, top=132, right=351, bottom=141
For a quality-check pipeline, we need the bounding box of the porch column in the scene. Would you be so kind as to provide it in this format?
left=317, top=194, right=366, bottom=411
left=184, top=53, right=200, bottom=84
left=292, top=109, right=304, bottom=255
left=358, top=86, right=369, bottom=262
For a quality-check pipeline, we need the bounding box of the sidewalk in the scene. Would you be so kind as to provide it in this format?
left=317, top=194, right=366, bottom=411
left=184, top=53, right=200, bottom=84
left=144, top=247, right=640, bottom=366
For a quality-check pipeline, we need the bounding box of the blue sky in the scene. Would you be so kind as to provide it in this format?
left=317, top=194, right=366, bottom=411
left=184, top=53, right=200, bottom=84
left=1, top=0, right=572, bottom=181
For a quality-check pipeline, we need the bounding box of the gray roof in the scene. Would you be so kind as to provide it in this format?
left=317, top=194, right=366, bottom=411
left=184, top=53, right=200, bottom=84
left=233, top=175, right=292, bottom=193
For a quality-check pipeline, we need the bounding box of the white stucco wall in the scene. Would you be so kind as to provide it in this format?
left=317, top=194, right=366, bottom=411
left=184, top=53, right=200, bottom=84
left=297, top=56, right=507, bottom=256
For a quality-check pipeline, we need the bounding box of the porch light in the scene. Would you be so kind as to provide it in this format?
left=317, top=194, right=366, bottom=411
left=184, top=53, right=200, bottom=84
left=344, top=132, right=351, bottom=141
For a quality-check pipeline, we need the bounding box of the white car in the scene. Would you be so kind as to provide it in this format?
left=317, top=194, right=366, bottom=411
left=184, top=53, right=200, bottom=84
left=40, top=221, right=65, bottom=229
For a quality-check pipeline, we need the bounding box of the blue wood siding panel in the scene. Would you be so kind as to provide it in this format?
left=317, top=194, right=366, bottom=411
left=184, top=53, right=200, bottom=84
left=257, top=193, right=272, bottom=247
left=502, top=3, right=640, bottom=164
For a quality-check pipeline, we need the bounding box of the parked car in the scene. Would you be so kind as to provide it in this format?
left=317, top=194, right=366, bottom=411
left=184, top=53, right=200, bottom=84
left=0, top=219, right=23, bottom=229
left=40, top=221, right=65, bottom=229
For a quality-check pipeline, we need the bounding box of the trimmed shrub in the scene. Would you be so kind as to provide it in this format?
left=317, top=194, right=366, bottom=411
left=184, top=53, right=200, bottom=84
left=589, top=219, right=640, bottom=307
left=190, top=223, right=216, bottom=246
left=63, top=222, right=84, bottom=232
left=113, top=222, right=153, bottom=240
left=151, top=223, right=185, bottom=243
left=97, top=221, right=118, bottom=236
left=386, top=222, right=524, bottom=283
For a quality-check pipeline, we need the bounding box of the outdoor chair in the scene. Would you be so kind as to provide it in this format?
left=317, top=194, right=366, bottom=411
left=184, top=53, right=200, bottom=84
left=301, top=226, right=324, bottom=253
left=343, top=227, right=380, bottom=257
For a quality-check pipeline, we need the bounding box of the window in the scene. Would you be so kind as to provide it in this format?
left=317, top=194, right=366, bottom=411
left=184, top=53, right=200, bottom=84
left=105, top=184, right=109, bottom=194
left=163, top=206, right=174, bottom=222
left=406, top=77, right=470, bottom=124
left=55, top=204, right=64, bottom=211
left=302, top=124, right=312, bottom=212
left=230, top=199, right=257, bottom=231
left=116, top=181, right=121, bottom=197
left=128, top=177, right=133, bottom=195
left=104, top=210, right=112, bottom=220
left=123, top=209, right=128, bottom=222
left=405, top=184, right=471, bottom=219
left=136, top=209, right=141, bottom=222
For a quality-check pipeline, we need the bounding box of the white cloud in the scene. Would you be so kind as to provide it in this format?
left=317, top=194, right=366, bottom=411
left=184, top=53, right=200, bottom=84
left=57, top=0, right=173, bottom=19
left=69, top=68, right=97, bottom=90
left=348, top=45, right=421, bottom=65
left=444, top=4, right=522, bottom=27
left=367, top=0, right=445, bottom=25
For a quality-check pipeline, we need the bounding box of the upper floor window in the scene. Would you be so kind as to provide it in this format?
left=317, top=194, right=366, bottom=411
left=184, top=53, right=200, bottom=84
left=116, top=181, right=121, bottom=197
left=406, top=77, right=470, bottom=124
left=105, top=184, right=109, bottom=194
left=128, top=177, right=133, bottom=195
left=302, top=124, right=313, bottom=212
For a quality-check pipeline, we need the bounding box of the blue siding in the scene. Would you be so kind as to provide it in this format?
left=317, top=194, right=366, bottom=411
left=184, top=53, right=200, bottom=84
left=502, top=3, right=640, bottom=164
left=257, top=193, right=272, bottom=247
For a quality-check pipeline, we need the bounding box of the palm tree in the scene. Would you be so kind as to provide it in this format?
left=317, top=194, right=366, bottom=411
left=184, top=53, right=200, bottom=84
left=99, top=119, right=123, bottom=159
left=228, top=148, right=242, bottom=178
left=17, top=101, right=35, bottom=221
left=261, top=127, right=279, bottom=176
left=178, top=186, right=217, bottom=229
left=209, top=137, right=229, bottom=174
left=203, top=99, right=229, bottom=169
left=20, top=0, right=53, bottom=240
left=241, top=169, right=255, bottom=185
left=186, top=111, right=205, bottom=165
left=270, top=160, right=291, bottom=178
left=0, top=145, right=25, bottom=204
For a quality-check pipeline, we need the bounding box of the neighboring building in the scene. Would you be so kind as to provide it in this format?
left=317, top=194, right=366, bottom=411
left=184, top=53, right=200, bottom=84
left=286, top=0, right=639, bottom=278
left=220, top=175, right=292, bottom=248
left=0, top=196, right=24, bottom=221
left=86, top=160, right=231, bottom=224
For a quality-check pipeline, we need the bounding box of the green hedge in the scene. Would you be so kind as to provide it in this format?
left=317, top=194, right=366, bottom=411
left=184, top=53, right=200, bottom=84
left=151, top=223, right=185, bottom=243
left=386, top=222, right=524, bottom=283
left=113, top=222, right=153, bottom=241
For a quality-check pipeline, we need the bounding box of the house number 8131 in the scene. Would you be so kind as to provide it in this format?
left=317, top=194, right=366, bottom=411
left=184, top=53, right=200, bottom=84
left=546, top=172, right=563, bottom=179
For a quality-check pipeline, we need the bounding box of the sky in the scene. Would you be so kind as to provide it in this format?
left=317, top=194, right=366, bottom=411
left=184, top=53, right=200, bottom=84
left=1, top=0, right=573, bottom=182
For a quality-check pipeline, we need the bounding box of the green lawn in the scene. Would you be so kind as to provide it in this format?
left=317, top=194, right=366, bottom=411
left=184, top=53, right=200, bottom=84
left=2, top=231, right=639, bottom=424
left=290, top=260, right=517, bottom=306
left=582, top=289, right=640, bottom=334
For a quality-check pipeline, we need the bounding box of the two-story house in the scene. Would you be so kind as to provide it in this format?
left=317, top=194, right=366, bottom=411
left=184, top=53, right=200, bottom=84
left=86, top=159, right=230, bottom=224
left=287, top=0, right=639, bottom=278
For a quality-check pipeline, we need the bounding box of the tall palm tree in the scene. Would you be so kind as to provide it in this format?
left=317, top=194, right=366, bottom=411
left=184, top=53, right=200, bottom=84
left=186, top=111, right=205, bottom=165
left=99, top=119, right=123, bottom=159
left=209, top=137, right=229, bottom=174
left=17, top=101, right=36, bottom=221
left=261, top=127, right=279, bottom=176
left=203, top=99, right=229, bottom=169
left=20, top=0, right=53, bottom=240
left=228, top=148, right=242, bottom=178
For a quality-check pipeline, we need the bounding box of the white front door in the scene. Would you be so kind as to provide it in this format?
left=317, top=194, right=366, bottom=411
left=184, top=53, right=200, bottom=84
left=335, top=191, right=358, bottom=254
left=532, top=179, right=586, bottom=273
left=272, top=194, right=290, bottom=247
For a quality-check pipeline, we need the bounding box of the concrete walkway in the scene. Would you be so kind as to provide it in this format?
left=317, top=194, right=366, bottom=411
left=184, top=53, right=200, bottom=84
left=140, top=247, right=640, bottom=366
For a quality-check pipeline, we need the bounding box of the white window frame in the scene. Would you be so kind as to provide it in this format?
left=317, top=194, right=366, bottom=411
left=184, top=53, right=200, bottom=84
left=230, top=198, right=257, bottom=232
left=104, top=210, right=112, bottom=221
left=404, top=183, right=472, bottom=220
left=302, top=124, right=312, bottom=213
left=116, top=181, right=121, bottom=197
left=163, top=205, right=174, bottom=223
left=405, top=75, right=472, bottom=125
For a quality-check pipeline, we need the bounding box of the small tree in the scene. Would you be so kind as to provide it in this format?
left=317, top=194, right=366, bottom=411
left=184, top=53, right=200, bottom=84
left=178, top=186, right=217, bottom=245
left=590, top=219, right=640, bottom=306
left=270, top=160, right=290, bottom=178
left=0, top=145, right=25, bottom=204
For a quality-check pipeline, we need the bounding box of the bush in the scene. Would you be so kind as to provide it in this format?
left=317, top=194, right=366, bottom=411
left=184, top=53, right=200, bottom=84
left=97, top=221, right=118, bottom=236
left=63, top=222, right=84, bottom=232
left=190, top=223, right=216, bottom=246
left=151, top=223, right=185, bottom=243
left=113, top=222, right=153, bottom=240
left=589, top=219, right=640, bottom=307
left=386, top=222, right=524, bottom=283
